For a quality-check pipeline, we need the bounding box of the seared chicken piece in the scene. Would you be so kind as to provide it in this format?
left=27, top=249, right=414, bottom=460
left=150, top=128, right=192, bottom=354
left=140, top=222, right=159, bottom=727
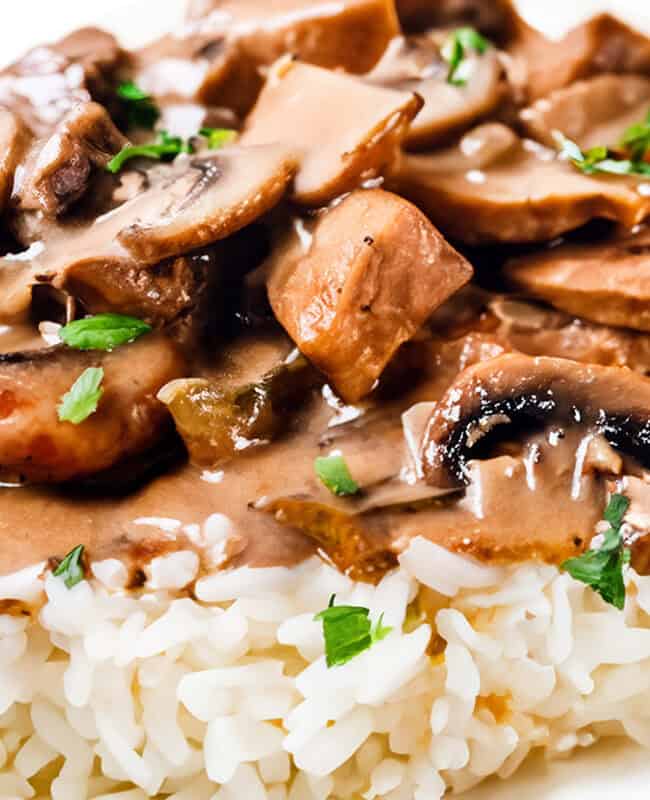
left=0, top=336, right=185, bottom=483
left=267, top=189, right=473, bottom=402
left=140, top=0, right=399, bottom=116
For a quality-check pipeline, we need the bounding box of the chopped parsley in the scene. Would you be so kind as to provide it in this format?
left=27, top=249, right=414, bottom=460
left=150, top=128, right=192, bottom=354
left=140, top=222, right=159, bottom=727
left=555, top=132, right=650, bottom=178
left=315, top=595, right=392, bottom=667
left=117, top=80, right=160, bottom=130
left=200, top=127, right=238, bottom=149
left=620, top=108, right=650, bottom=162
left=106, top=130, right=193, bottom=173
left=53, top=545, right=86, bottom=589
left=314, top=454, right=359, bottom=496
left=106, top=126, right=238, bottom=173
left=60, top=314, right=151, bottom=352
left=57, top=367, right=105, bottom=425
left=442, top=27, right=491, bottom=87
left=562, top=493, right=631, bottom=610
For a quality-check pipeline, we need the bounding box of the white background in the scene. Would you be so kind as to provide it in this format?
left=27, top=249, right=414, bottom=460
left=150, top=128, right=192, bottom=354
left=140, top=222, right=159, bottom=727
left=0, top=0, right=649, bottom=66
left=3, top=0, right=650, bottom=797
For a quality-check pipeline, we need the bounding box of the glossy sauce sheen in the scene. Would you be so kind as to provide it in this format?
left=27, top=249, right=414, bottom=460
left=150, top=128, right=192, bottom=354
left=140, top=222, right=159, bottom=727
left=0, top=314, right=631, bottom=577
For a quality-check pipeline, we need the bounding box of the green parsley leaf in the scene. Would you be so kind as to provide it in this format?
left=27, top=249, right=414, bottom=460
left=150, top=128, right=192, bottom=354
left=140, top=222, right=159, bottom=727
left=442, top=27, right=490, bottom=86
left=555, top=132, right=650, bottom=178
left=314, top=454, right=359, bottom=496
left=106, top=130, right=193, bottom=173
left=53, top=545, right=86, bottom=589
left=117, top=80, right=160, bottom=130
left=562, top=493, right=630, bottom=609
left=314, top=595, right=393, bottom=667
left=200, top=127, right=238, bottom=149
left=57, top=367, right=104, bottom=425
left=620, top=108, right=650, bottom=161
left=60, top=314, right=152, bottom=352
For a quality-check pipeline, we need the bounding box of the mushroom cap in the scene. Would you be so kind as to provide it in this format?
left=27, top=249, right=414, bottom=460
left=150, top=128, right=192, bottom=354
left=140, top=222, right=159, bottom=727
left=366, top=33, right=506, bottom=150
left=241, top=59, right=421, bottom=206
left=421, top=353, right=650, bottom=488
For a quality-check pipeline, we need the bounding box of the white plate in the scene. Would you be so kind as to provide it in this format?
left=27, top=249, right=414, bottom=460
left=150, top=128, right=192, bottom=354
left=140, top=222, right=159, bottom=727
left=3, top=1, right=650, bottom=796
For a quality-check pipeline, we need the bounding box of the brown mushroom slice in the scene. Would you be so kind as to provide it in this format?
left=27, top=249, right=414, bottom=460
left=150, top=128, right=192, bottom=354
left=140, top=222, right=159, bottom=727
left=118, top=144, right=298, bottom=261
left=421, top=353, right=650, bottom=489
left=0, top=27, right=128, bottom=136
left=391, top=123, right=650, bottom=244
left=240, top=60, right=421, bottom=206
left=0, top=335, right=185, bottom=483
left=266, top=189, right=473, bottom=403
left=522, top=14, right=650, bottom=103
left=13, top=102, right=128, bottom=216
left=158, top=353, right=323, bottom=467
left=519, top=74, right=650, bottom=149
left=366, top=33, right=505, bottom=150
left=505, top=228, right=650, bottom=332
left=0, top=110, right=30, bottom=212
left=0, top=144, right=297, bottom=322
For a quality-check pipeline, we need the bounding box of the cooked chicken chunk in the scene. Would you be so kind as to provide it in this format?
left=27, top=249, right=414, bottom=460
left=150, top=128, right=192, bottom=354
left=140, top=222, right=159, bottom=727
left=0, top=335, right=185, bottom=483
left=266, top=189, right=473, bottom=402
left=140, top=0, right=398, bottom=116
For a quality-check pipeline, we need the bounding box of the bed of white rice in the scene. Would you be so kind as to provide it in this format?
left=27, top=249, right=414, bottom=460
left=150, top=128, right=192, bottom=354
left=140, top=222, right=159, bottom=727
left=1, top=526, right=650, bottom=800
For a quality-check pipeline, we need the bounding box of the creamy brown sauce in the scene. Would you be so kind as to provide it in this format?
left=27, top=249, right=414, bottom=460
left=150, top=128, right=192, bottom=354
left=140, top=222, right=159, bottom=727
left=0, top=312, right=641, bottom=578
left=2, top=9, right=650, bottom=586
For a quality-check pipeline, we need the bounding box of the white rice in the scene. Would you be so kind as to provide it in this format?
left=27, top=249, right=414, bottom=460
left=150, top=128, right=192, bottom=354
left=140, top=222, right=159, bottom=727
left=1, top=534, right=650, bottom=799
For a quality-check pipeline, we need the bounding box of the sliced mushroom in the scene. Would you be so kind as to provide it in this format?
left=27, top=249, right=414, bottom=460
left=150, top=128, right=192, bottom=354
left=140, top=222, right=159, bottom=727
left=366, top=32, right=506, bottom=150
left=0, top=335, right=185, bottom=483
left=13, top=102, right=128, bottom=216
left=421, top=353, right=650, bottom=488
left=505, top=227, right=650, bottom=332
left=240, top=60, right=421, bottom=206
left=117, top=145, right=298, bottom=261
left=0, top=144, right=297, bottom=321
left=266, top=189, right=473, bottom=402
left=521, top=14, right=650, bottom=103
left=0, top=109, right=30, bottom=212
left=391, top=122, right=650, bottom=244
left=0, top=27, right=128, bottom=136
left=519, top=74, right=650, bottom=149
left=140, top=0, right=398, bottom=117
